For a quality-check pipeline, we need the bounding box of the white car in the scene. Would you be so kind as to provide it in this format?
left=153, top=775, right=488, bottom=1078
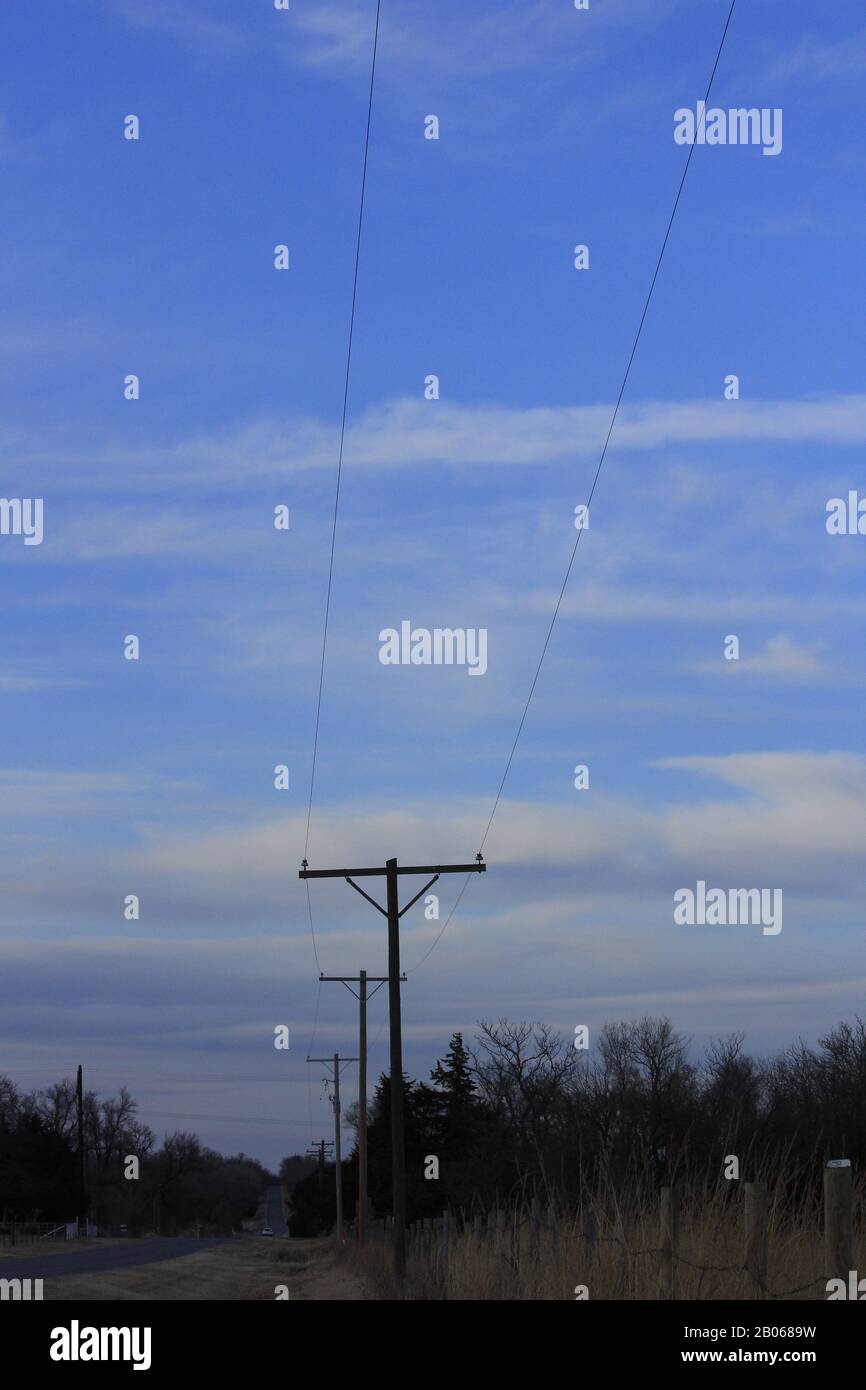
left=261, top=1226, right=274, bottom=1237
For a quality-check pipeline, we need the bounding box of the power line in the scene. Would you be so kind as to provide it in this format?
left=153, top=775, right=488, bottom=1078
left=410, top=0, right=740, bottom=974
left=305, top=974, right=323, bottom=1137
left=408, top=866, right=474, bottom=973
left=298, top=1, right=381, bottom=1188
left=302, top=0, right=382, bottom=980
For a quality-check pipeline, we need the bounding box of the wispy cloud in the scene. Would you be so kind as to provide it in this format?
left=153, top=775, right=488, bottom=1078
left=106, top=0, right=246, bottom=61
left=9, top=393, right=866, bottom=493
left=0, top=770, right=195, bottom=820
left=654, top=752, right=866, bottom=875
left=693, top=634, right=834, bottom=683
left=105, top=0, right=681, bottom=86
left=767, top=28, right=866, bottom=83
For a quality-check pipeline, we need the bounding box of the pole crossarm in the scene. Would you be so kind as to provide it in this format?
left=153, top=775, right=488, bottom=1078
left=345, top=877, right=388, bottom=916
left=320, top=973, right=403, bottom=1002
left=300, top=861, right=486, bottom=879
left=398, top=874, right=439, bottom=918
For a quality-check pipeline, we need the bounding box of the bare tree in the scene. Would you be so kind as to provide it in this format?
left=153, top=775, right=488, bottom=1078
left=471, top=1019, right=578, bottom=1166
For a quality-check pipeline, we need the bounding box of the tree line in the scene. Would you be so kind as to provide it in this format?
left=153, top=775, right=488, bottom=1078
left=0, top=1073, right=271, bottom=1234
left=287, top=1016, right=866, bottom=1234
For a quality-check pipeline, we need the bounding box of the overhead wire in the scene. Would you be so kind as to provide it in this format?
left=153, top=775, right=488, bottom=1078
left=302, top=0, right=382, bottom=977
left=407, top=0, right=740, bottom=975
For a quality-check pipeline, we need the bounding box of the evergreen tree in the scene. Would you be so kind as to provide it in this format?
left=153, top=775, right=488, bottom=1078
left=431, top=1033, right=476, bottom=1108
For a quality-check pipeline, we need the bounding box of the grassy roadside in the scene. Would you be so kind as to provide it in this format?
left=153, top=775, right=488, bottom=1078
left=0, top=1238, right=123, bottom=1261
left=40, top=1236, right=371, bottom=1301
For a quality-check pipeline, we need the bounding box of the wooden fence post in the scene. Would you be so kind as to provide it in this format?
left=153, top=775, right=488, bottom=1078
left=547, top=1202, right=559, bottom=1262
left=744, top=1182, right=768, bottom=1295
left=496, top=1206, right=507, bottom=1259
left=529, top=1197, right=540, bottom=1262
left=511, top=1205, right=521, bottom=1282
left=582, top=1206, right=597, bottom=1266
left=824, top=1160, right=853, bottom=1284
left=658, top=1186, right=679, bottom=1299
left=614, top=1211, right=627, bottom=1297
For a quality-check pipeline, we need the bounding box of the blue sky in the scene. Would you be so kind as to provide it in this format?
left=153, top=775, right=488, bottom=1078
left=1, top=0, right=866, bottom=1168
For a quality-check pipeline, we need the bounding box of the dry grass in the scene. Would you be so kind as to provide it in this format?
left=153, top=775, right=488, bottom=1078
left=40, top=1236, right=371, bottom=1301
left=349, top=1182, right=862, bottom=1301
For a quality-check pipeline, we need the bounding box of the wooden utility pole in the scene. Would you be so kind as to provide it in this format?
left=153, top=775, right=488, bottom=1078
left=305, top=1139, right=333, bottom=1192
left=319, top=969, right=405, bottom=1247
left=359, top=971, right=367, bottom=1247
left=307, top=1054, right=358, bottom=1243
left=301, top=853, right=486, bottom=1281
left=76, top=1064, right=86, bottom=1234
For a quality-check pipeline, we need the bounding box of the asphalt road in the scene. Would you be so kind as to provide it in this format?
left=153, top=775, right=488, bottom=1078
left=265, top=1185, right=288, bottom=1236
left=0, top=1237, right=229, bottom=1281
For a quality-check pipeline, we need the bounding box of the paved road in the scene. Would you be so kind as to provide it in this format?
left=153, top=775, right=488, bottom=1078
left=0, top=1237, right=229, bottom=1281
left=265, top=1185, right=288, bottom=1236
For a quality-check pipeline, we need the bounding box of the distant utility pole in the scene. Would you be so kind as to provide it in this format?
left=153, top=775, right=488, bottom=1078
left=301, top=853, right=486, bottom=1280
left=305, top=1139, right=333, bottom=1192
left=76, top=1064, right=86, bottom=1234
left=307, top=1054, right=358, bottom=1243
left=319, top=969, right=406, bottom=1247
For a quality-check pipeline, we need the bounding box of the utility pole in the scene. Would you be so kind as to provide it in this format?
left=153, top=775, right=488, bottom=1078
left=76, top=1064, right=86, bottom=1236
left=319, top=969, right=406, bottom=1247
left=305, top=1139, right=333, bottom=1192
left=301, top=853, right=486, bottom=1280
left=359, top=971, right=367, bottom=1248
left=307, top=1054, right=358, bottom=1243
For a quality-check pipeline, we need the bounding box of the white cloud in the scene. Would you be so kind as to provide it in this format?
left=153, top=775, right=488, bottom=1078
left=516, top=585, right=837, bottom=627
left=11, top=393, right=866, bottom=493
left=114, top=751, right=866, bottom=901
left=654, top=752, right=866, bottom=872
left=693, top=634, right=833, bottom=682
left=106, top=0, right=245, bottom=60
left=767, top=29, right=866, bottom=83
left=279, top=0, right=678, bottom=82
left=0, top=770, right=194, bottom=819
